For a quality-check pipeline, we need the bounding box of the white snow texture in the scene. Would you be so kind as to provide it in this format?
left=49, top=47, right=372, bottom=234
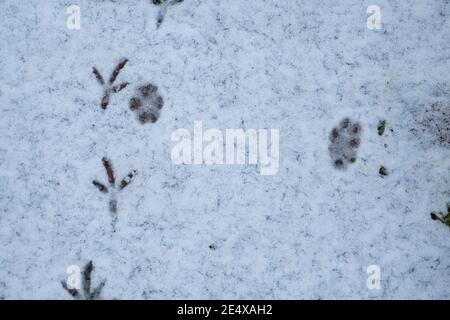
left=0, top=0, right=449, bottom=299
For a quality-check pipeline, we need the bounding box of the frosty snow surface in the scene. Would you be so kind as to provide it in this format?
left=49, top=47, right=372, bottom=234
left=0, top=1, right=449, bottom=299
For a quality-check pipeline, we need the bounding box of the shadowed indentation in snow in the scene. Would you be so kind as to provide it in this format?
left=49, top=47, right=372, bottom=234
left=129, top=83, right=164, bottom=124
left=328, top=118, right=362, bottom=169
left=152, top=0, right=184, bottom=28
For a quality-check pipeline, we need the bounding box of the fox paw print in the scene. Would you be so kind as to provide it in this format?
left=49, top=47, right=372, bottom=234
left=328, top=118, right=362, bottom=169
left=129, top=83, right=164, bottom=124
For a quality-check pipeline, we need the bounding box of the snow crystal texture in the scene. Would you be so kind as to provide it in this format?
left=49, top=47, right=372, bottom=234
left=0, top=0, right=449, bottom=299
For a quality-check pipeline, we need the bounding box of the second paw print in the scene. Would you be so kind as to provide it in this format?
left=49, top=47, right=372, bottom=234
left=129, top=84, right=164, bottom=124
left=92, top=157, right=136, bottom=231
left=329, top=118, right=362, bottom=169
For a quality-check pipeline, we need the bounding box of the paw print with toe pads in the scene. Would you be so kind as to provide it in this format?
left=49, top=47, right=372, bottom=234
left=329, top=118, right=362, bottom=169
left=129, top=83, right=164, bottom=124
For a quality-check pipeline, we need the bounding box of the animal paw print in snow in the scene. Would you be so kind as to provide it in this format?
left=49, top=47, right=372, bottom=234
left=129, top=84, right=164, bottom=124
left=329, top=118, right=362, bottom=169
left=92, top=58, right=129, bottom=109
left=92, top=157, right=136, bottom=230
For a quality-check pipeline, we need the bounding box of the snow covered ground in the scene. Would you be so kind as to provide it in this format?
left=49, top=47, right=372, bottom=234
left=0, top=0, right=449, bottom=299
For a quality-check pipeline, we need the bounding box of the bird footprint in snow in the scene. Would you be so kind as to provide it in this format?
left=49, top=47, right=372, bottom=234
left=129, top=83, right=164, bottom=124
left=92, top=157, right=136, bottom=231
left=61, top=261, right=106, bottom=300
left=92, top=58, right=129, bottom=109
